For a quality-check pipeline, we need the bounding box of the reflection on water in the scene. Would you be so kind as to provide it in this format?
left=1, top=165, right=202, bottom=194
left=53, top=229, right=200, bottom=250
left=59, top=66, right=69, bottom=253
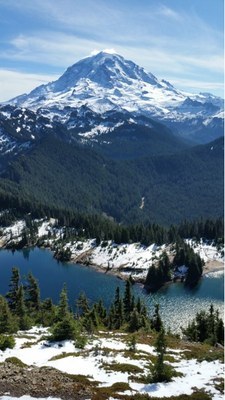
left=0, top=247, right=223, bottom=333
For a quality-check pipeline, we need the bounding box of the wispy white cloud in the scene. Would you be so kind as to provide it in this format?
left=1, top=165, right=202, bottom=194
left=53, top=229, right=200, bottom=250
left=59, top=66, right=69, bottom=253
left=0, top=69, right=58, bottom=102
left=169, top=77, right=224, bottom=93
left=2, top=31, right=223, bottom=76
left=157, top=5, right=182, bottom=21
left=0, top=0, right=223, bottom=98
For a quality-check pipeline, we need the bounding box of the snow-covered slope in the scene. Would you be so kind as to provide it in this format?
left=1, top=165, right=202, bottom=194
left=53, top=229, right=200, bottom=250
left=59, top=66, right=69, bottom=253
left=0, top=326, right=224, bottom=399
left=3, top=50, right=223, bottom=145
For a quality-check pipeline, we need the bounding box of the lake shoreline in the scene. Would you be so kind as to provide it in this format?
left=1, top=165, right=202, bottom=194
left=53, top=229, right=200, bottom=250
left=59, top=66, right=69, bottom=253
left=68, top=250, right=224, bottom=290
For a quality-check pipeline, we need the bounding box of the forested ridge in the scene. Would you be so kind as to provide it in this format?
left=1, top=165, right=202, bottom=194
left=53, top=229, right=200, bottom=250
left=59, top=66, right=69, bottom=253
left=0, top=134, right=223, bottom=225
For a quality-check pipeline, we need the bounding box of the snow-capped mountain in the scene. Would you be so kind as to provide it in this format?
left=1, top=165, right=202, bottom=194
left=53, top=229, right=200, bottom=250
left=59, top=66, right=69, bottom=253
left=0, top=50, right=223, bottom=159
left=9, top=51, right=223, bottom=117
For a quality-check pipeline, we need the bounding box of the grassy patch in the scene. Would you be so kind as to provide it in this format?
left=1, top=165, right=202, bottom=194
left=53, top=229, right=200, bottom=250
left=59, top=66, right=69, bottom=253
left=5, top=357, right=27, bottom=368
left=213, top=377, right=224, bottom=394
left=121, top=391, right=212, bottom=399
left=166, top=336, right=224, bottom=362
left=21, top=340, right=39, bottom=348
left=91, top=389, right=213, bottom=400
left=164, top=354, right=178, bottom=363
left=102, top=362, right=143, bottom=374
left=48, top=351, right=80, bottom=361
left=92, top=382, right=131, bottom=400
left=15, top=334, right=37, bottom=340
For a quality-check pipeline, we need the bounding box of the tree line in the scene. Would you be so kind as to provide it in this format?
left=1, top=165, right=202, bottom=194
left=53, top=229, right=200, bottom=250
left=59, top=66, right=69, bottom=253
left=0, top=200, right=223, bottom=247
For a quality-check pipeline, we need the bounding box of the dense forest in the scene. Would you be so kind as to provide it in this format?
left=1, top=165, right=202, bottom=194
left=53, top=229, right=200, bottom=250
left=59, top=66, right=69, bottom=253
left=0, top=134, right=223, bottom=225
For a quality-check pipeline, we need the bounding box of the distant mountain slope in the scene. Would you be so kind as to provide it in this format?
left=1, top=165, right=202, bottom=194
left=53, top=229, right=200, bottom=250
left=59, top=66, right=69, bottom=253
left=5, top=50, right=223, bottom=145
left=0, top=135, right=223, bottom=225
left=0, top=105, right=189, bottom=163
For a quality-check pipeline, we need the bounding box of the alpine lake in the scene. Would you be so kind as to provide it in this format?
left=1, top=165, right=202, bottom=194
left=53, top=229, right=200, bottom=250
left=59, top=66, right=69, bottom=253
left=0, top=247, right=223, bottom=333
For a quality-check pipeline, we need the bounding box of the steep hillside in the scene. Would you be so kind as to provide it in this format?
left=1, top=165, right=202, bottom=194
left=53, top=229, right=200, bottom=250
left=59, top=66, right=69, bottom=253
left=0, top=135, right=223, bottom=225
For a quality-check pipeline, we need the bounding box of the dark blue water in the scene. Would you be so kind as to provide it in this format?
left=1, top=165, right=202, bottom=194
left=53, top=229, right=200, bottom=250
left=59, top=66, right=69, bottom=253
left=0, top=248, right=125, bottom=308
left=0, top=248, right=223, bottom=332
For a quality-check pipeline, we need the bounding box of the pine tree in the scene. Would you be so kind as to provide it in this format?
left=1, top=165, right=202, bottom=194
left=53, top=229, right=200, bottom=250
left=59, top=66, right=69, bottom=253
left=96, top=299, right=107, bottom=324
left=6, top=267, right=20, bottom=312
left=113, top=287, right=124, bottom=329
left=57, top=284, right=69, bottom=321
left=25, top=272, right=40, bottom=311
left=40, top=298, right=56, bottom=326
left=123, top=279, right=132, bottom=321
left=151, top=327, right=171, bottom=382
left=128, top=334, right=137, bottom=352
left=76, top=292, right=90, bottom=317
left=50, top=315, right=77, bottom=341
left=16, top=286, right=31, bottom=330
left=128, top=308, right=141, bottom=332
left=0, top=296, right=18, bottom=333
left=151, top=304, right=163, bottom=332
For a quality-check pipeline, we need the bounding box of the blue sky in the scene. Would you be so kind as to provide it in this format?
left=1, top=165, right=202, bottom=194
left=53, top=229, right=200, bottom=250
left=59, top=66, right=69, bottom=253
left=0, top=0, right=223, bottom=101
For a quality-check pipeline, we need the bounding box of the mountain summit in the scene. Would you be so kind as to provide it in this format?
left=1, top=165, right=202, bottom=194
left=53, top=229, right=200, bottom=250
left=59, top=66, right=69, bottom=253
left=53, top=51, right=161, bottom=90
left=2, top=50, right=224, bottom=144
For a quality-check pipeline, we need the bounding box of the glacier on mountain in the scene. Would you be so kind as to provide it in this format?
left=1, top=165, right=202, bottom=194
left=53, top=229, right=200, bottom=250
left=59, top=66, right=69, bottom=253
left=0, top=50, right=223, bottom=149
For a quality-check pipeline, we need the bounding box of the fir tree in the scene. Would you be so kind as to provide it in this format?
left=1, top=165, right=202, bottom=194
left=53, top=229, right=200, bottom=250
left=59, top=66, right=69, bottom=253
left=128, top=308, right=142, bottom=332
left=6, top=267, right=20, bottom=312
left=40, top=298, right=56, bottom=326
left=151, top=327, right=171, bottom=382
left=0, top=296, right=18, bottom=333
left=16, top=286, right=31, bottom=330
left=57, top=284, right=69, bottom=321
left=24, top=272, right=40, bottom=311
left=76, top=292, right=90, bottom=317
left=151, top=304, right=163, bottom=332
left=123, top=279, right=133, bottom=321
left=113, top=287, right=124, bottom=329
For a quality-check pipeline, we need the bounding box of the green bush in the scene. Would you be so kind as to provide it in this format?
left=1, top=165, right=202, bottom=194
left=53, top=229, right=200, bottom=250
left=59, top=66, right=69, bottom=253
left=0, top=334, right=15, bottom=351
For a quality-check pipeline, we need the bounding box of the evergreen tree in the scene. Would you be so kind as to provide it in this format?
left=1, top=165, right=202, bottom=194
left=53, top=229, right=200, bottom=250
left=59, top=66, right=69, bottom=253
left=123, top=279, right=133, bottom=321
left=128, top=308, right=142, bottom=332
left=76, top=292, right=90, bottom=317
left=151, top=327, right=171, bottom=382
left=24, top=272, right=40, bottom=311
left=50, top=315, right=77, bottom=341
left=183, top=305, right=224, bottom=345
left=113, top=287, right=124, bottom=329
left=151, top=304, right=163, bottom=332
left=57, top=284, right=69, bottom=321
left=0, top=295, right=18, bottom=333
left=40, top=298, right=56, bottom=326
left=96, top=299, right=107, bottom=324
left=6, top=267, right=20, bottom=312
left=128, top=334, right=137, bottom=352
left=16, top=285, right=31, bottom=330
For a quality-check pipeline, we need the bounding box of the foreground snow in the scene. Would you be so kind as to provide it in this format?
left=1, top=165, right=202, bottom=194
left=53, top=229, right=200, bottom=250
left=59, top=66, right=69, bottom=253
left=0, top=327, right=223, bottom=399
